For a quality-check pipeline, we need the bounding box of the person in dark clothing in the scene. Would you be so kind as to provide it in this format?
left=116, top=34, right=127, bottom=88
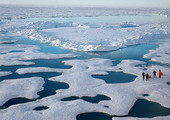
left=146, top=73, right=149, bottom=81
left=142, top=72, right=145, bottom=80
left=153, top=70, right=156, bottom=78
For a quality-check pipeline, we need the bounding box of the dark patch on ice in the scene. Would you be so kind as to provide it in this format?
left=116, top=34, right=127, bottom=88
left=167, top=82, right=170, bottom=85
left=37, top=80, right=69, bottom=99
left=61, top=94, right=111, bottom=103
left=120, top=22, right=137, bottom=28
left=128, top=99, right=170, bottom=118
left=77, top=112, right=112, bottom=120
left=143, top=94, right=149, bottom=96
left=165, top=52, right=170, bottom=55
left=30, top=59, right=72, bottom=69
left=10, top=50, right=25, bottom=53
left=76, top=99, right=170, bottom=119
left=61, top=96, right=79, bottom=101
left=92, top=71, right=137, bottom=83
left=104, top=105, right=109, bottom=108
left=0, top=71, right=69, bottom=108
left=0, top=97, right=35, bottom=109
left=33, top=106, right=49, bottom=111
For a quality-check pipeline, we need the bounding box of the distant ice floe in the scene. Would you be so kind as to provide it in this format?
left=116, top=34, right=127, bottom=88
left=0, top=44, right=77, bottom=66
left=1, top=58, right=169, bottom=120
left=16, top=67, right=63, bottom=74
left=0, top=77, right=44, bottom=106
left=0, top=6, right=170, bottom=19
left=1, top=20, right=169, bottom=51
left=144, top=40, right=170, bottom=64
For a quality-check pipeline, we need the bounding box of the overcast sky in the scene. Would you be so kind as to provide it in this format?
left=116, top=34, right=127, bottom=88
left=0, top=0, right=170, bottom=8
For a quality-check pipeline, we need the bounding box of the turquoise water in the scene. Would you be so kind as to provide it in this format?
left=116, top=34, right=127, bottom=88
left=61, top=95, right=111, bottom=104
left=1, top=34, right=169, bottom=118
left=77, top=99, right=170, bottom=120
left=92, top=71, right=137, bottom=83
left=0, top=15, right=170, bottom=119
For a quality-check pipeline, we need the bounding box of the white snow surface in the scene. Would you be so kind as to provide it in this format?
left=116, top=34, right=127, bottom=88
left=0, top=77, right=44, bottom=106
left=16, top=67, right=63, bottom=74
left=0, top=6, right=170, bottom=19
left=144, top=40, right=170, bottom=64
left=1, top=58, right=170, bottom=120
left=0, top=69, right=12, bottom=77
left=1, top=6, right=170, bottom=120
left=1, top=20, right=169, bottom=51
left=0, top=7, right=170, bottom=52
left=0, top=44, right=77, bottom=66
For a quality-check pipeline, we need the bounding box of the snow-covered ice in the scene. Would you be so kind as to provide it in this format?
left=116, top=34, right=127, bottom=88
left=0, top=58, right=170, bottom=120
left=0, top=7, right=170, bottom=52
left=16, top=67, right=63, bottom=74
left=144, top=40, right=170, bottom=64
left=0, top=44, right=77, bottom=66
left=1, top=20, right=169, bottom=51
left=0, top=6, right=170, bottom=120
left=0, top=69, right=12, bottom=77
left=0, top=77, right=44, bottom=106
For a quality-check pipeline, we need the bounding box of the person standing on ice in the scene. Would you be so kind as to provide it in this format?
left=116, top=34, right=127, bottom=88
left=142, top=72, right=145, bottom=80
left=153, top=70, right=156, bottom=78
left=146, top=73, right=149, bottom=81
left=159, top=70, right=163, bottom=78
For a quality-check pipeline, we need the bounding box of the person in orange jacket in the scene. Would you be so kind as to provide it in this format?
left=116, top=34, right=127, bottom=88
left=159, top=70, right=163, bottom=78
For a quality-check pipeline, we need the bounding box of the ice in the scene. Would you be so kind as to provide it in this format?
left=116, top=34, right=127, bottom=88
left=0, top=69, right=12, bottom=77
left=144, top=40, right=170, bottom=64
left=0, top=6, right=170, bottom=120
left=0, top=6, right=170, bottom=19
left=16, top=67, right=63, bottom=74
left=0, top=58, right=170, bottom=120
left=0, top=40, right=18, bottom=44
left=0, top=77, right=44, bottom=106
left=1, top=18, right=169, bottom=51
left=0, top=44, right=77, bottom=66
left=0, top=7, right=170, bottom=52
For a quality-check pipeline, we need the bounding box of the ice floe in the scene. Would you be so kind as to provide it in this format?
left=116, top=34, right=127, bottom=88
left=0, top=44, right=77, bottom=66
left=16, top=67, right=63, bottom=74
left=2, top=58, right=168, bottom=120
left=0, top=6, right=170, bottom=19
left=144, top=40, right=170, bottom=64
left=1, top=18, right=169, bottom=51
left=0, top=77, right=44, bottom=106
left=0, top=69, right=12, bottom=77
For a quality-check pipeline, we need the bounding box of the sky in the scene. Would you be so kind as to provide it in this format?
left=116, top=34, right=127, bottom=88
left=0, top=0, right=170, bottom=8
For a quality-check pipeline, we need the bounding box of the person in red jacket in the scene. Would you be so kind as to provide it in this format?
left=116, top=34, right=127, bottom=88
left=159, top=70, right=163, bottom=78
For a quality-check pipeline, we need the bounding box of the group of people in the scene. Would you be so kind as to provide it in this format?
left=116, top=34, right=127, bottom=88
left=142, top=70, right=163, bottom=81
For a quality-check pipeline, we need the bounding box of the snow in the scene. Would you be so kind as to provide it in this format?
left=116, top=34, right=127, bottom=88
left=1, top=58, right=169, bottom=120
left=0, top=40, right=18, bottom=44
left=0, top=6, right=170, bottom=19
left=1, top=17, right=169, bottom=51
left=144, top=40, right=170, bottom=64
left=0, top=44, right=77, bottom=66
left=0, top=6, right=170, bottom=120
left=0, top=77, right=44, bottom=106
left=16, top=67, right=63, bottom=74
left=0, top=69, right=12, bottom=77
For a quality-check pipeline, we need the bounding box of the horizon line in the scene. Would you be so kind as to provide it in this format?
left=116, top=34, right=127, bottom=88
left=0, top=4, right=170, bottom=9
